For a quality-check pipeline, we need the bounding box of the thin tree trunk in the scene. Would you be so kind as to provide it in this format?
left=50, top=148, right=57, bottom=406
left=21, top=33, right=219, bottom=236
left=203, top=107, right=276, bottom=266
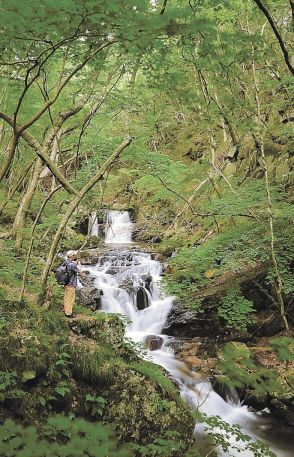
left=41, top=136, right=133, bottom=292
left=0, top=159, right=34, bottom=216
left=20, top=184, right=62, bottom=303
left=290, top=1, right=294, bottom=25
left=250, top=35, right=290, bottom=334
left=259, top=137, right=290, bottom=334
left=0, top=134, right=19, bottom=181
left=13, top=158, right=43, bottom=251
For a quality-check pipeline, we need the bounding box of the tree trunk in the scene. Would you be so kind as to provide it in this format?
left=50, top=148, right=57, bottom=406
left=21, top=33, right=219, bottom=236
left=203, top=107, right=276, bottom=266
left=0, top=134, right=19, bottom=181
left=0, top=159, right=34, bottom=216
left=41, top=136, right=133, bottom=292
left=20, top=184, right=62, bottom=303
left=13, top=158, right=43, bottom=251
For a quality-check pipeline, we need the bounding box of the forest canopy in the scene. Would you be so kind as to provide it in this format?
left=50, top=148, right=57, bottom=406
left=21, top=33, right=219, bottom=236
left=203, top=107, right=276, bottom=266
left=0, top=1, right=293, bottom=455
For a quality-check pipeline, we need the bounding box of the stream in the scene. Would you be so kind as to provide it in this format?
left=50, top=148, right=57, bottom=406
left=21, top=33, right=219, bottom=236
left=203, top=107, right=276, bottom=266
left=82, top=210, right=294, bottom=457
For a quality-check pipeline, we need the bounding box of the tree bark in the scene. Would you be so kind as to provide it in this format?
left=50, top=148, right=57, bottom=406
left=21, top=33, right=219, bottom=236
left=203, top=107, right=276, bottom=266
left=13, top=158, right=43, bottom=251
left=41, top=136, right=133, bottom=292
left=290, top=1, right=294, bottom=24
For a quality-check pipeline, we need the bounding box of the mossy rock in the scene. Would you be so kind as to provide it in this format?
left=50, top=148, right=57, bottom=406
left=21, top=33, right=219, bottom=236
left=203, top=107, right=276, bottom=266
left=68, top=314, right=125, bottom=347
left=105, top=368, right=193, bottom=445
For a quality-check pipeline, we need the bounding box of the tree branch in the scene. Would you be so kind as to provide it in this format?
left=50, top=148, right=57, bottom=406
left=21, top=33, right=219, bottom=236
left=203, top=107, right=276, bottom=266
left=252, top=0, right=294, bottom=76
left=0, top=111, right=78, bottom=195
left=19, top=40, right=115, bottom=134
left=160, top=0, right=168, bottom=14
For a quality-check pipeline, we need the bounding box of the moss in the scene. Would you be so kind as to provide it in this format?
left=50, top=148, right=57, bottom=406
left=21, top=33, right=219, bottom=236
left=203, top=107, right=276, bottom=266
left=0, top=303, right=193, bottom=451
left=131, top=360, right=185, bottom=406
left=70, top=337, right=127, bottom=385
left=105, top=368, right=193, bottom=445
left=69, top=313, right=125, bottom=346
left=0, top=307, right=69, bottom=375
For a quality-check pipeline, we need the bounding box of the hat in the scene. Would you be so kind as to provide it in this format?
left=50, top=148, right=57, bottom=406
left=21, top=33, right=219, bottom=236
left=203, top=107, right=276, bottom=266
left=66, top=250, right=78, bottom=259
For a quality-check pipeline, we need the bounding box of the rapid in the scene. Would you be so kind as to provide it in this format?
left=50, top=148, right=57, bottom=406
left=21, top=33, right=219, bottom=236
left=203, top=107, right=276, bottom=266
left=82, top=210, right=294, bottom=457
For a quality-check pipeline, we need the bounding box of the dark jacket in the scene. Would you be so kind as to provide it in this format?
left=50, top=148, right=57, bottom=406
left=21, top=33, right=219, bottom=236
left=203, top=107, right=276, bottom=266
left=64, top=260, right=78, bottom=287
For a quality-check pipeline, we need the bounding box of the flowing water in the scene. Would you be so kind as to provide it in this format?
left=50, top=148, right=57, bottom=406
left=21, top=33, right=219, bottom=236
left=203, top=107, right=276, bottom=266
left=85, top=211, right=294, bottom=457
left=88, top=212, right=99, bottom=237
left=105, top=210, right=133, bottom=244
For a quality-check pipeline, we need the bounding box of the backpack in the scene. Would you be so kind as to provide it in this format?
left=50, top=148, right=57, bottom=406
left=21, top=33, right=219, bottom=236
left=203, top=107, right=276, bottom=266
left=55, top=262, right=70, bottom=285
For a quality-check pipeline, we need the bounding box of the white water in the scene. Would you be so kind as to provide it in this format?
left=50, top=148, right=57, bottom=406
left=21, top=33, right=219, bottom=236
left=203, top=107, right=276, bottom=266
left=105, top=210, right=133, bottom=244
left=88, top=212, right=99, bottom=237
left=82, top=211, right=294, bottom=457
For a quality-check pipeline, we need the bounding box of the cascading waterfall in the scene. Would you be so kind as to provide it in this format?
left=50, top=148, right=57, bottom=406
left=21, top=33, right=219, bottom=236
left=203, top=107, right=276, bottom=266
left=105, top=210, right=133, bottom=244
left=88, top=212, right=99, bottom=237
left=82, top=211, right=293, bottom=457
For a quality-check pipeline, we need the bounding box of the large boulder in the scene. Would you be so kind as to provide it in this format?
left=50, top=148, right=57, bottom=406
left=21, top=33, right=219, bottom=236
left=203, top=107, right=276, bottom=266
left=78, top=270, right=95, bottom=287
left=76, top=287, right=103, bottom=310
left=162, top=300, right=220, bottom=338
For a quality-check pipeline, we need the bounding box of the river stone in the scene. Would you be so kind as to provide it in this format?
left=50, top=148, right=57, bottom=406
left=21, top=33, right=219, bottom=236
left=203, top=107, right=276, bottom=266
left=162, top=301, right=220, bottom=337
left=105, top=267, right=117, bottom=275
left=76, top=287, right=103, bottom=310
left=144, top=335, right=163, bottom=351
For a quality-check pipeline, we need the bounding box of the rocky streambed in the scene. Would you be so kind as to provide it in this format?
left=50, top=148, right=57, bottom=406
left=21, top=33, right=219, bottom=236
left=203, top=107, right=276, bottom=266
left=76, top=245, right=294, bottom=431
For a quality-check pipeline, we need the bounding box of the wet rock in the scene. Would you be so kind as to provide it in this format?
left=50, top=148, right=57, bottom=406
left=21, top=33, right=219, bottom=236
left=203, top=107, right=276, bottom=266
left=166, top=337, right=217, bottom=375
left=105, top=267, right=117, bottom=275
left=80, top=256, right=100, bottom=265
left=248, top=311, right=283, bottom=337
left=79, top=247, right=109, bottom=264
left=120, top=278, right=134, bottom=294
left=136, top=287, right=149, bottom=310
left=162, top=301, right=220, bottom=338
left=183, top=356, right=217, bottom=373
left=78, top=270, right=96, bottom=288
left=141, top=274, right=152, bottom=292
left=269, top=398, right=294, bottom=426
left=144, top=335, right=163, bottom=351
left=152, top=253, right=167, bottom=262
left=169, top=337, right=203, bottom=357
left=76, top=287, right=103, bottom=310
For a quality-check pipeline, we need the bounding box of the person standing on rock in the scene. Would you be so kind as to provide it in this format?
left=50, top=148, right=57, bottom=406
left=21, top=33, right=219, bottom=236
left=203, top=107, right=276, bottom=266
left=63, top=250, right=80, bottom=318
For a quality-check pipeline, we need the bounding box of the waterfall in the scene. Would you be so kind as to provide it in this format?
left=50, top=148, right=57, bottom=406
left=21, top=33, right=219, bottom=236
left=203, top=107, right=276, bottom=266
left=82, top=211, right=293, bottom=457
left=105, top=210, right=133, bottom=244
left=88, top=212, right=99, bottom=237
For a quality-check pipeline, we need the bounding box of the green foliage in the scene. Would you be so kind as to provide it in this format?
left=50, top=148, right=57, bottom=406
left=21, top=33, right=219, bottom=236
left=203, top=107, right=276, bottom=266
left=70, top=342, right=126, bottom=385
left=131, top=361, right=184, bottom=407
left=134, top=430, right=186, bottom=457
left=270, top=337, right=294, bottom=363
left=217, top=342, right=281, bottom=394
left=218, top=285, right=255, bottom=331
left=0, top=371, right=26, bottom=402
left=85, top=394, right=107, bottom=419
left=197, top=413, right=276, bottom=457
left=48, top=344, right=72, bottom=381
left=54, top=383, right=71, bottom=398
left=0, top=415, right=134, bottom=457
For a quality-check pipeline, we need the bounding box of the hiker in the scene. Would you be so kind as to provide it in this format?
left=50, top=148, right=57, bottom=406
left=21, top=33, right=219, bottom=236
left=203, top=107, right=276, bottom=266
left=63, top=250, right=80, bottom=318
